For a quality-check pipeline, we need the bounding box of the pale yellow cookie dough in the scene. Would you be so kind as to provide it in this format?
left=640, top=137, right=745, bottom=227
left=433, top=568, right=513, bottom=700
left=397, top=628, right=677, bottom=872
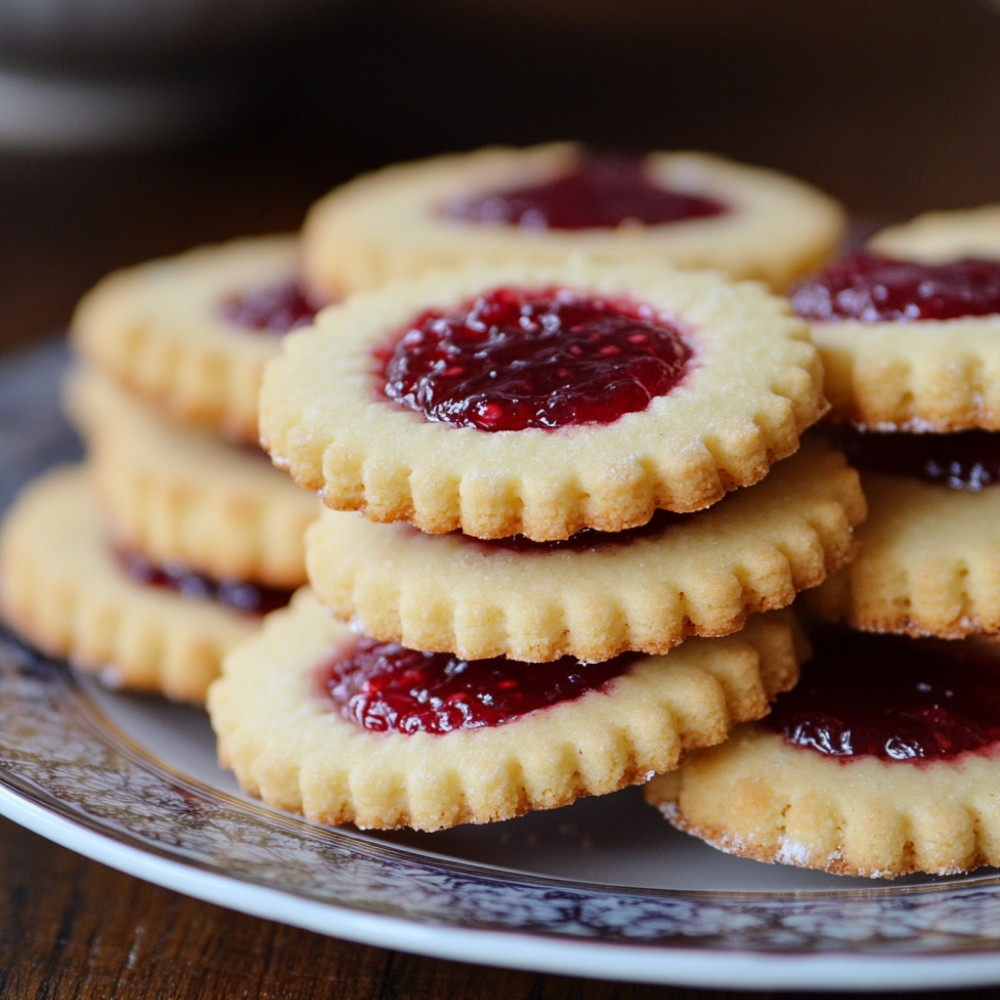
left=646, top=721, right=1000, bottom=878
left=66, top=366, right=319, bottom=588
left=208, top=591, right=804, bottom=831
left=870, top=205, right=1000, bottom=263
left=808, top=316, right=1000, bottom=431
left=805, top=471, right=1000, bottom=639
left=0, top=466, right=275, bottom=703
left=305, top=435, right=864, bottom=661
left=302, top=143, right=845, bottom=295
left=71, top=234, right=318, bottom=443
left=261, top=259, right=827, bottom=541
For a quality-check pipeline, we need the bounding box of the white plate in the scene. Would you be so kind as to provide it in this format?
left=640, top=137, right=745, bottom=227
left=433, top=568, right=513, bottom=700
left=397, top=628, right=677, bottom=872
left=5, top=340, right=1000, bottom=991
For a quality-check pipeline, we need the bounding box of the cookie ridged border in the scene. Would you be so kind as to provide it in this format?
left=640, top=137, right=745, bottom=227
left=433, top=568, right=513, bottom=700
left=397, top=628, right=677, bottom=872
left=208, top=590, right=803, bottom=831
left=0, top=465, right=265, bottom=704
left=646, top=723, right=1000, bottom=878
left=305, top=436, right=864, bottom=661
left=301, top=143, right=845, bottom=295
left=70, top=234, right=305, bottom=444
left=808, top=316, right=1000, bottom=431
left=805, top=472, right=1000, bottom=638
left=66, top=366, right=319, bottom=588
left=261, top=260, right=826, bottom=541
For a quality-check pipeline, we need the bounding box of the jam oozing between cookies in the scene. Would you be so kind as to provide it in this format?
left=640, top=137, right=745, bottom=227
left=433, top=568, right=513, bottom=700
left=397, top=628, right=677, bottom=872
left=830, top=425, right=1000, bottom=490
left=316, top=638, right=636, bottom=734
left=441, top=154, right=727, bottom=230
left=376, top=286, right=694, bottom=431
left=764, top=628, right=1000, bottom=761
left=116, top=548, right=291, bottom=616
left=789, top=251, right=1000, bottom=322
left=219, top=280, right=324, bottom=335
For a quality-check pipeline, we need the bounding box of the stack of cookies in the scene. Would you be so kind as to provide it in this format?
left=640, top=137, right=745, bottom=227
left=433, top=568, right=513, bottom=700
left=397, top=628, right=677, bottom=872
left=1, top=143, right=868, bottom=836
left=0, top=235, right=323, bottom=703
left=647, top=207, right=1000, bottom=878
left=208, top=250, right=866, bottom=832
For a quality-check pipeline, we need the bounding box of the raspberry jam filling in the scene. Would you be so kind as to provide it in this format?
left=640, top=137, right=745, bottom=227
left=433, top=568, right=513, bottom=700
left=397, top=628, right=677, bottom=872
left=441, top=154, right=727, bottom=230
left=376, top=286, right=694, bottom=431
left=116, top=548, right=291, bottom=617
left=316, top=638, right=637, bottom=734
left=830, top=425, right=1000, bottom=490
left=219, top=280, right=324, bottom=335
left=789, top=251, right=1000, bottom=322
left=469, top=507, right=687, bottom=553
left=764, top=629, right=1000, bottom=761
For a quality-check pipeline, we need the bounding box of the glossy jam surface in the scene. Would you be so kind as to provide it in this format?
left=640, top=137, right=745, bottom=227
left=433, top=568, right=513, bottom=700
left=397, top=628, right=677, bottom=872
left=831, top=426, right=1000, bottom=490
left=764, top=629, right=1000, bottom=761
left=316, top=638, right=636, bottom=734
left=441, top=155, right=727, bottom=230
left=219, top=280, right=324, bottom=335
left=376, top=286, right=693, bottom=431
left=117, top=548, right=291, bottom=616
left=789, top=252, right=1000, bottom=322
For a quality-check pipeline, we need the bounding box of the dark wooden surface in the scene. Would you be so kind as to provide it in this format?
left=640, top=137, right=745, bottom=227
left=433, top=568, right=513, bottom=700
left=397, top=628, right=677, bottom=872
left=4, top=2, right=1000, bottom=996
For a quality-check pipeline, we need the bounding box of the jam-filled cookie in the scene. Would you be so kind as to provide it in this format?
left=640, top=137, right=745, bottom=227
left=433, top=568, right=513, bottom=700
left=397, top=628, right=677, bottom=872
left=305, top=435, right=864, bottom=662
left=805, top=428, right=1000, bottom=638
left=71, top=234, right=327, bottom=444
left=0, top=466, right=291, bottom=703
left=208, top=590, right=804, bottom=831
left=66, top=366, right=319, bottom=589
left=790, top=210, right=1000, bottom=430
left=301, top=143, right=845, bottom=296
left=646, top=628, right=1000, bottom=878
left=261, top=260, right=827, bottom=541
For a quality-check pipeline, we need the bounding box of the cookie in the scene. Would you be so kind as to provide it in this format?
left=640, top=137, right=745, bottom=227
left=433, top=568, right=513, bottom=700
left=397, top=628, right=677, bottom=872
left=301, top=143, right=845, bottom=295
left=791, top=212, right=1000, bottom=431
left=70, top=234, right=326, bottom=444
left=0, top=465, right=287, bottom=704
left=207, top=590, right=804, bottom=831
left=646, top=628, right=1000, bottom=878
left=305, top=435, right=864, bottom=662
left=261, top=259, right=827, bottom=541
left=805, top=467, right=1000, bottom=638
left=66, top=365, right=319, bottom=588
left=870, top=204, right=1000, bottom=263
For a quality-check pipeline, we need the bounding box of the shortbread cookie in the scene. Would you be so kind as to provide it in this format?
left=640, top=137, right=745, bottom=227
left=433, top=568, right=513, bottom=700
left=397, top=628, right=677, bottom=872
left=71, top=234, right=326, bottom=443
left=805, top=464, right=1000, bottom=638
left=647, top=628, right=1000, bottom=878
left=305, top=435, right=864, bottom=661
left=208, top=590, right=804, bottom=831
left=261, top=260, right=826, bottom=540
left=0, top=466, right=289, bottom=703
left=870, top=204, right=1000, bottom=263
left=66, top=366, right=319, bottom=588
left=301, top=143, right=845, bottom=295
left=791, top=216, right=1000, bottom=430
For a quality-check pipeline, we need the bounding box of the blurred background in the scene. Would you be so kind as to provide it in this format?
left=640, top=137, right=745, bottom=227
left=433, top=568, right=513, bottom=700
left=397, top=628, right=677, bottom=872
left=2, top=0, right=1000, bottom=355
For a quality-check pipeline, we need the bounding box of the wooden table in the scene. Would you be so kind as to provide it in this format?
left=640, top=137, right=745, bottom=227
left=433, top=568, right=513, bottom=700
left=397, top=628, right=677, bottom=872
left=4, top=2, right=1000, bottom=995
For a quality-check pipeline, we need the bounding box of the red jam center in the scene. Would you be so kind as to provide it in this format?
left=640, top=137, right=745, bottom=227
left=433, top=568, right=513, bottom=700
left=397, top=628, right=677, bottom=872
left=316, top=638, right=637, bottom=734
left=441, top=155, right=727, bottom=230
left=219, top=279, right=324, bottom=335
left=789, top=252, right=1000, bottom=322
left=829, top=425, right=1000, bottom=491
left=376, top=286, right=694, bottom=431
left=116, top=548, right=291, bottom=617
left=764, top=629, right=1000, bottom=761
